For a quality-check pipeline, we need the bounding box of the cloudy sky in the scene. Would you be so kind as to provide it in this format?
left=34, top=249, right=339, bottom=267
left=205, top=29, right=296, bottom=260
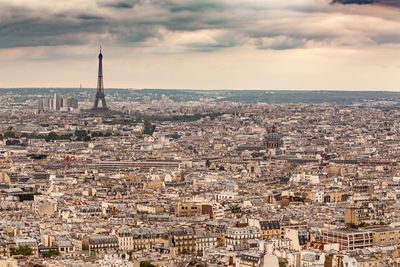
left=1, top=0, right=400, bottom=90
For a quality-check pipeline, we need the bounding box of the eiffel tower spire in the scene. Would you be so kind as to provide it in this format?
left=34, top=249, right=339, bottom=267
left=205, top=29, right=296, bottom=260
left=91, top=47, right=110, bottom=116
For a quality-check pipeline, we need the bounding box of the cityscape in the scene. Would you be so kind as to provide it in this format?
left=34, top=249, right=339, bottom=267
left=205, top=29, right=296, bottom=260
left=2, top=0, right=400, bottom=267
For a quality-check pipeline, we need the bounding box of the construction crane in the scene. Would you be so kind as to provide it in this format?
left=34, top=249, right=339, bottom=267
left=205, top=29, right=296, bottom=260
left=319, top=153, right=325, bottom=171
left=313, top=131, right=319, bottom=148
left=318, top=152, right=331, bottom=171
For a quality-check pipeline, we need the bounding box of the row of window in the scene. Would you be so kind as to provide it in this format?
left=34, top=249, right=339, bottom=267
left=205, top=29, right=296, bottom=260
left=90, top=244, right=118, bottom=248
left=226, top=235, right=260, bottom=239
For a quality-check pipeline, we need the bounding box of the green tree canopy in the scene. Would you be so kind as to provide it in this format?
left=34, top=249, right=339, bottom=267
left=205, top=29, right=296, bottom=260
left=42, top=249, right=60, bottom=258
left=279, top=259, right=288, bottom=267
left=143, top=121, right=156, bottom=135
left=47, top=132, right=59, bottom=140
left=10, top=245, right=32, bottom=256
left=4, top=131, right=15, bottom=138
left=140, top=261, right=156, bottom=267
left=75, top=130, right=87, bottom=137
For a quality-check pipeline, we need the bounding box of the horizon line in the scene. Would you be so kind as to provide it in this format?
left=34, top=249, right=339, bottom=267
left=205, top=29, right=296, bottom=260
left=0, top=88, right=400, bottom=92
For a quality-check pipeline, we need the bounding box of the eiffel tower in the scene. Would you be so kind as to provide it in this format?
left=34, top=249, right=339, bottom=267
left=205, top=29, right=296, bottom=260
left=91, top=48, right=110, bottom=117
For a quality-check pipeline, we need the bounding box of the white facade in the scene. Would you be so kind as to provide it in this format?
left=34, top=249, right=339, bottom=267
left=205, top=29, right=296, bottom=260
left=316, top=191, right=324, bottom=203
left=136, top=204, right=157, bottom=214
left=216, top=191, right=238, bottom=201
left=226, top=226, right=260, bottom=245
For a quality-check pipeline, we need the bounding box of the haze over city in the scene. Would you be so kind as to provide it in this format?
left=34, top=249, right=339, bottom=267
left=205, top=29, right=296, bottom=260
left=1, top=0, right=400, bottom=90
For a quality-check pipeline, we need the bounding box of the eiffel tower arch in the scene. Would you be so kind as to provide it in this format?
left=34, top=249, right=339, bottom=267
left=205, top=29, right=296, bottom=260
left=91, top=48, right=110, bottom=117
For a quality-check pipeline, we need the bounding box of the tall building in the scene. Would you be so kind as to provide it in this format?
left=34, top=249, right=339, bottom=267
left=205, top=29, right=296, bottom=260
left=38, top=97, right=52, bottom=112
left=60, top=97, right=79, bottom=111
left=91, top=48, right=110, bottom=117
left=38, top=94, right=78, bottom=113
left=53, top=92, right=57, bottom=111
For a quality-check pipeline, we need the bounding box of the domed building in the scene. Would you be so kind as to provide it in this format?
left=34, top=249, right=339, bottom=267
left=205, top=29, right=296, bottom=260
left=263, top=125, right=282, bottom=149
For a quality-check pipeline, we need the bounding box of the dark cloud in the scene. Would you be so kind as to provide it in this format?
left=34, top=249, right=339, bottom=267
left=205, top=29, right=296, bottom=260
left=0, top=0, right=235, bottom=50
left=0, top=0, right=400, bottom=52
left=76, top=14, right=104, bottom=20
left=0, top=5, right=107, bottom=48
left=106, top=2, right=133, bottom=9
left=332, top=0, right=400, bottom=7
left=164, top=2, right=223, bottom=13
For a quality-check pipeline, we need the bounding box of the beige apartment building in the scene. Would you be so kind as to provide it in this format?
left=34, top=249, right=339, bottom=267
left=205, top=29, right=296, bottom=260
left=170, top=229, right=196, bottom=253
left=116, top=228, right=169, bottom=251
left=366, top=226, right=400, bottom=246
left=136, top=203, right=164, bottom=215
left=260, top=220, right=281, bottom=240
left=177, top=202, right=201, bottom=217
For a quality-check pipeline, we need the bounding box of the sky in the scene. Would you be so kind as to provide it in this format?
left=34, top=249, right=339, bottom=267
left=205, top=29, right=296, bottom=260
left=1, top=0, right=400, bottom=90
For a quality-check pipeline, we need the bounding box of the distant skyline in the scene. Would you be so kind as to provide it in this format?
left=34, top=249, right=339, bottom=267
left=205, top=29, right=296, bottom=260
left=1, top=0, right=400, bottom=90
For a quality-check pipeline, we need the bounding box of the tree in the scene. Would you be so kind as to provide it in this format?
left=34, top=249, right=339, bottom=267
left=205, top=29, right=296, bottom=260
left=140, top=261, right=156, bottom=267
left=143, top=120, right=156, bottom=135
left=127, top=250, right=133, bottom=260
left=279, top=259, right=288, bottom=267
left=47, top=132, right=59, bottom=140
left=4, top=131, right=15, bottom=138
left=10, top=245, right=32, bottom=256
left=348, top=222, right=368, bottom=229
left=75, top=130, right=87, bottom=138
left=180, top=248, right=190, bottom=255
left=83, top=136, right=91, bottom=142
left=197, top=249, right=203, bottom=256
left=92, top=132, right=104, bottom=137
left=127, top=248, right=142, bottom=259
left=42, top=249, right=60, bottom=258
left=347, top=223, right=356, bottom=229
left=357, top=222, right=368, bottom=228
